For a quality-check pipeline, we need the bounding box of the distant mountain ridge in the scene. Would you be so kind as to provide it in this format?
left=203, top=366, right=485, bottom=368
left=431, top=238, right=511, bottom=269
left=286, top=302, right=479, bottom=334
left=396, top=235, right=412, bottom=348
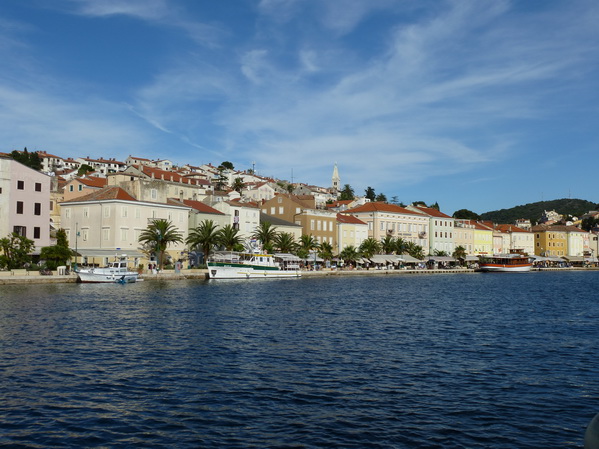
left=480, top=198, right=598, bottom=225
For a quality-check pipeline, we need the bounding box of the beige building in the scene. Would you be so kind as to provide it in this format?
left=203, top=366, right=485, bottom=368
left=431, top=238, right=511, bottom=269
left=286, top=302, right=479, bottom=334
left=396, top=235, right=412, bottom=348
left=211, top=200, right=261, bottom=242
left=107, top=165, right=212, bottom=203
left=494, top=224, right=535, bottom=255
left=344, top=202, right=429, bottom=248
left=60, top=186, right=190, bottom=268
left=63, top=176, right=107, bottom=201
left=261, top=194, right=337, bottom=247
left=336, top=213, right=368, bottom=254
left=454, top=220, right=475, bottom=254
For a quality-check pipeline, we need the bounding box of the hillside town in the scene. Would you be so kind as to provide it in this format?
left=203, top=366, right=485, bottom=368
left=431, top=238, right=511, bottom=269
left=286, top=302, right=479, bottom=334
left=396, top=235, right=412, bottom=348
left=1, top=149, right=599, bottom=271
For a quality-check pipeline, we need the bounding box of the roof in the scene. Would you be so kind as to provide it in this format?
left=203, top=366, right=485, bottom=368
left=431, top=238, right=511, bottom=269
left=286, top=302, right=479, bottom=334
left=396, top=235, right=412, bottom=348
left=495, top=224, right=531, bottom=233
left=336, top=213, right=367, bottom=225
left=345, top=201, right=426, bottom=216
left=412, top=205, right=452, bottom=219
left=179, top=199, right=224, bottom=214
left=531, top=224, right=586, bottom=233
left=138, top=165, right=209, bottom=185
left=260, top=212, right=301, bottom=227
left=62, top=186, right=137, bottom=202
left=76, top=176, right=107, bottom=188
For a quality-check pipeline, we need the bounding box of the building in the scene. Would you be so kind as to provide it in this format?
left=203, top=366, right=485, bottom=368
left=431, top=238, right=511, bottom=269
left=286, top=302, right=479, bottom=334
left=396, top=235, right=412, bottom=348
left=211, top=200, right=261, bottom=242
left=494, top=224, right=535, bottom=255
left=406, top=205, right=455, bottom=255
left=60, top=186, right=190, bottom=267
left=531, top=224, right=567, bottom=257
left=261, top=194, right=337, bottom=247
left=331, top=163, right=340, bottom=192
left=344, top=202, right=429, bottom=248
left=336, top=213, right=368, bottom=254
left=454, top=220, right=475, bottom=254
left=63, top=176, right=107, bottom=201
left=0, top=156, right=52, bottom=251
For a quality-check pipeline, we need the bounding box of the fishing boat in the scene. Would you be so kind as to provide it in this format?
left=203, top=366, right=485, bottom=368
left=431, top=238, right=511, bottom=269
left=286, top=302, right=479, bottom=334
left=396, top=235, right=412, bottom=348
left=207, top=251, right=302, bottom=279
left=477, top=254, right=532, bottom=272
left=76, top=255, right=140, bottom=283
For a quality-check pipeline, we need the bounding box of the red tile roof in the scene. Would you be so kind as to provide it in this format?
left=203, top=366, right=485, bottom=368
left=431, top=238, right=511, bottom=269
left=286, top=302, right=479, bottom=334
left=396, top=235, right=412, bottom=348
left=62, top=186, right=137, bottom=202
left=77, top=176, right=107, bottom=188
left=345, top=201, right=426, bottom=216
left=412, top=205, right=452, bottom=218
left=180, top=199, right=224, bottom=214
left=337, top=213, right=367, bottom=225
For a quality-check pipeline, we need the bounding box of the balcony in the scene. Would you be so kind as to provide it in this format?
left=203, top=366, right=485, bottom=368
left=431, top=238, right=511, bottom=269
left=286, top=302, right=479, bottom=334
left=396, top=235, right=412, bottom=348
left=419, top=232, right=427, bottom=238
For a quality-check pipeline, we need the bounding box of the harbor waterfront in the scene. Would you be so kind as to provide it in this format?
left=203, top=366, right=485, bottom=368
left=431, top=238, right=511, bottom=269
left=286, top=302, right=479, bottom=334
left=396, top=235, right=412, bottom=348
left=1, top=271, right=598, bottom=448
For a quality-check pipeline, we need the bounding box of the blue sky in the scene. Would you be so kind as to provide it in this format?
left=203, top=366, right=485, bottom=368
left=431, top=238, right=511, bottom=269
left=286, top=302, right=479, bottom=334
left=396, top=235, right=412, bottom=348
left=1, top=0, right=598, bottom=215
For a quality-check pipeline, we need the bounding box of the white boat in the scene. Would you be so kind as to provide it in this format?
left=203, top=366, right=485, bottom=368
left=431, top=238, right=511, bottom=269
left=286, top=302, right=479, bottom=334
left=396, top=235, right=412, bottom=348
left=76, top=255, right=140, bottom=283
left=477, top=254, right=532, bottom=272
left=207, top=251, right=302, bottom=279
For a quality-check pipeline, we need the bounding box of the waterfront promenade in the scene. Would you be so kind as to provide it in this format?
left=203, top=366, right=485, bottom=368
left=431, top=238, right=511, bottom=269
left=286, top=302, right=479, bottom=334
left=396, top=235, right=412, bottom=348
left=1, top=266, right=597, bottom=284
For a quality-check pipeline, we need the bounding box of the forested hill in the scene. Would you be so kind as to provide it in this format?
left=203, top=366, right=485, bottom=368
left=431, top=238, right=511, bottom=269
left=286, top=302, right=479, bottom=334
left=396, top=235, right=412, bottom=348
left=480, top=198, right=598, bottom=224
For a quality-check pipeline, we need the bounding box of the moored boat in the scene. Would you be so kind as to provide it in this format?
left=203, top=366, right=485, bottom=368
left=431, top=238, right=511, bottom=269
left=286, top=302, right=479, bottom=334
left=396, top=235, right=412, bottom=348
left=477, top=254, right=532, bottom=272
left=207, top=251, right=302, bottom=279
left=76, top=255, right=140, bottom=283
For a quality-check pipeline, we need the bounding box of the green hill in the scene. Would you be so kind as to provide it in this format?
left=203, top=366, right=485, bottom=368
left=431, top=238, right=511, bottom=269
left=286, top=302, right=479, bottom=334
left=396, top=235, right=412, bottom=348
left=480, top=198, right=598, bottom=225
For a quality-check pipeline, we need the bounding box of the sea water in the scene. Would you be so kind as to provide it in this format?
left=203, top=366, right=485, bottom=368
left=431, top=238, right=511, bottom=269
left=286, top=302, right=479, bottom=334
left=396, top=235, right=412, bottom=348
left=1, top=271, right=598, bottom=448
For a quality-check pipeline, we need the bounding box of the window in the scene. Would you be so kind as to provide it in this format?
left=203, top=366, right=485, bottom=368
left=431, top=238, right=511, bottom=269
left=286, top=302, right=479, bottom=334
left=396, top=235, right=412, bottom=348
left=65, top=208, right=71, bottom=218
left=121, top=228, right=128, bottom=241
left=121, top=206, right=128, bottom=218
left=16, top=201, right=24, bottom=214
left=50, top=201, right=54, bottom=211
left=17, top=180, right=24, bottom=190
left=69, top=185, right=74, bottom=192
left=279, top=207, right=284, bottom=214
left=82, top=229, right=89, bottom=241
left=78, top=185, right=83, bottom=191
left=83, top=207, right=89, bottom=218
left=34, top=203, right=41, bottom=215
left=104, top=207, right=110, bottom=218
left=35, top=183, right=42, bottom=192
left=103, top=228, right=110, bottom=241
left=34, top=227, right=41, bottom=239
left=151, top=189, right=157, bottom=199
left=13, top=226, right=26, bottom=236
left=310, top=220, right=315, bottom=231
left=135, top=208, right=141, bottom=219
left=271, top=207, right=275, bottom=215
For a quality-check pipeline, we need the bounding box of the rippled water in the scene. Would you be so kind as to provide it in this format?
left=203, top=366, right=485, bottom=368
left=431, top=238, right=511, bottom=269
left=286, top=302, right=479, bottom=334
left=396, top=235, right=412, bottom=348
left=1, top=271, right=598, bottom=448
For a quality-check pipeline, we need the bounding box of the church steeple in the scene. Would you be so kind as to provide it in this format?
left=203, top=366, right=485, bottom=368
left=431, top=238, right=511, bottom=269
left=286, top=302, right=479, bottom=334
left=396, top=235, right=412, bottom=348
left=331, top=163, right=340, bottom=191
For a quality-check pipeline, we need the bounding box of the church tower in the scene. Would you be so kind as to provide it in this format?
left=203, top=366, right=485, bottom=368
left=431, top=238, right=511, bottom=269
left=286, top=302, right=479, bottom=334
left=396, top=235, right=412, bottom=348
left=331, top=163, right=340, bottom=191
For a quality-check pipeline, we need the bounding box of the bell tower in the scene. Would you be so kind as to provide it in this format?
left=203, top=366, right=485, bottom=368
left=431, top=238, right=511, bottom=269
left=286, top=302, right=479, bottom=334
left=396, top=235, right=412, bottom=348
left=331, top=163, right=340, bottom=191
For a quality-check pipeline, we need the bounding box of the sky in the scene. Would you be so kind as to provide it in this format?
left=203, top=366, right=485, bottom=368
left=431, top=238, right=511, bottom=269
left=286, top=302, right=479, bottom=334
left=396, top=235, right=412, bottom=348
left=1, top=0, right=598, bottom=215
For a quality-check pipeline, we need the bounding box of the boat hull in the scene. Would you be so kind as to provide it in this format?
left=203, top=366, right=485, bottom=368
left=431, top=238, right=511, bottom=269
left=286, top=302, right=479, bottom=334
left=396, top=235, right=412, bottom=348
left=77, top=270, right=139, bottom=283
left=207, top=264, right=301, bottom=279
left=478, top=264, right=531, bottom=272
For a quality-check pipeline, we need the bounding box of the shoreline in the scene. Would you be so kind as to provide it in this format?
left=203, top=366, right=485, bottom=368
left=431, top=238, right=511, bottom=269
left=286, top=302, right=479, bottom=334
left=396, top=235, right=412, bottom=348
left=1, top=266, right=598, bottom=284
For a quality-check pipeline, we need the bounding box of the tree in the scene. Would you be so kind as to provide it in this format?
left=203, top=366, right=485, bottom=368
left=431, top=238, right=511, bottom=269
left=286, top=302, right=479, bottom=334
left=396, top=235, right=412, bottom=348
left=433, top=249, right=449, bottom=257
left=581, top=216, right=599, bottom=231
left=339, top=245, right=359, bottom=266
left=252, top=222, right=278, bottom=253
left=365, top=186, right=376, bottom=201
left=231, top=177, right=245, bottom=193
left=318, top=241, right=334, bottom=262
left=215, top=166, right=228, bottom=191
left=274, top=232, right=298, bottom=253
left=359, top=237, right=381, bottom=259
left=10, top=148, right=42, bottom=171
left=40, top=229, right=72, bottom=269
left=412, top=201, right=427, bottom=207
left=217, top=224, right=242, bottom=251
left=430, top=202, right=440, bottom=211
left=220, top=161, right=234, bottom=170
left=453, top=209, right=481, bottom=220
left=139, top=219, right=184, bottom=270
left=338, top=184, right=355, bottom=201
left=186, top=220, right=220, bottom=264
left=395, top=238, right=408, bottom=255
left=405, top=241, right=425, bottom=260
left=452, top=245, right=467, bottom=266
left=297, top=234, right=319, bottom=259
left=77, top=164, right=94, bottom=177
left=375, top=193, right=387, bottom=202
left=0, top=232, right=35, bottom=270
left=380, top=235, right=395, bottom=254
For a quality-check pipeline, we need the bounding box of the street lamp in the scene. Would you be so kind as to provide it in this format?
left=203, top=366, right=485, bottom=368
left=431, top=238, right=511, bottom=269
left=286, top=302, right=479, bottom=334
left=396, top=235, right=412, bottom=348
left=74, top=222, right=79, bottom=270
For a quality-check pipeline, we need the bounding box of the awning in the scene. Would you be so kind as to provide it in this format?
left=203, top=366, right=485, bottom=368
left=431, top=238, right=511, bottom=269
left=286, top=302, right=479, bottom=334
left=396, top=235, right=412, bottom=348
left=428, top=256, right=456, bottom=262
left=275, top=253, right=302, bottom=262
left=563, top=256, right=585, bottom=262
left=396, top=254, right=422, bottom=263
left=76, top=249, right=146, bottom=258
left=464, top=255, right=479, bottom=261
left=370, top=254, right=397, bottom=264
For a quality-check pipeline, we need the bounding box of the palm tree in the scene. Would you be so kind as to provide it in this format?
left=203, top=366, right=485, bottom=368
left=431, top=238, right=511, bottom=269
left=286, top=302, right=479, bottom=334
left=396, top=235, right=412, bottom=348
left=186, top=219, right=220, bottom=264
left=395, top=237, right=408, bottom=255
left=252, top=222, right=278, bottom=253
left=138, top=219, right=184, bottom=270
left=297, top=234, right=319, bottom=260
left=217, top=224, right=242, bottom=251
left=274, top=232, right=298, bottom=253
left=380, top=235, right=396, bottom=254
left=359, top=237, right=381, bottom=259
left=339, top=245, right=359, bottom=267
left=452, top=245, right=467, bottom=266
left=231, top=177, right=245, bottom=193
left=318, top=240, right=334, bottom=263
left=405, top=241, right=425, bottom=260
left=433, top=249, right=449, bottom=257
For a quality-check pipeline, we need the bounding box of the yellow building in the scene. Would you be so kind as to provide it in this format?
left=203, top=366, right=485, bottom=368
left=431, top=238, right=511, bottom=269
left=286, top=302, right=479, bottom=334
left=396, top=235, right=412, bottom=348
left=532, top=225, right=567, bottom=256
